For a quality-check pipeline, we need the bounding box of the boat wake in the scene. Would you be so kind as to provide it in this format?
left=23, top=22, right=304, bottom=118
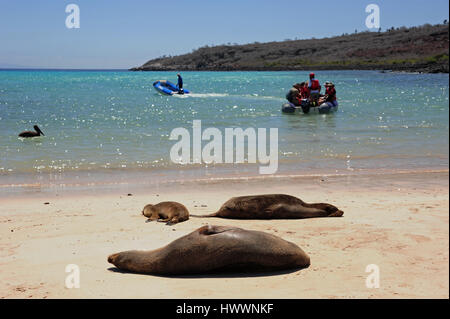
left=173, top=93, right=229, bottom=98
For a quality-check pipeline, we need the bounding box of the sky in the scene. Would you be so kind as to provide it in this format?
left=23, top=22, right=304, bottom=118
left=0, top=0, right=448, bottom=69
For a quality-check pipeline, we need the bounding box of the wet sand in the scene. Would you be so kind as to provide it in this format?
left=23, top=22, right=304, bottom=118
left=0, top=171, right=448, bottom=299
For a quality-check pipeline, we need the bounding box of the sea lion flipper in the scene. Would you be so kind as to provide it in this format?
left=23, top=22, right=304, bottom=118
left=198, top=225, right=236, bottom=235
left=328, top=210, right=344, bottom=217
left=166, top=216, right=179, bottom=225
left=157, top=218, right=170, bottom=223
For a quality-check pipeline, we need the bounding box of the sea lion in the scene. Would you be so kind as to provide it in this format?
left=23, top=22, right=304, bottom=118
left=191, top=194, right=343, bottom=219
left=142, top=201, right=189, bottom=225
left=108, top=225, right=310, bottom=275
left=18, top=125, right=45, bottom=138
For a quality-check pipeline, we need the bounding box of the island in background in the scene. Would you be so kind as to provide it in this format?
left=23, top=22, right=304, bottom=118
left=131, top=23, right=449, bottom=73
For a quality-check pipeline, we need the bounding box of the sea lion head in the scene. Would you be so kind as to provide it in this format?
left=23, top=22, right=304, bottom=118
left=142, top=204, right=154, bottom=218
left=108, top=251, right=142, bottom=272
left=107, top=252, right=121, bottom=265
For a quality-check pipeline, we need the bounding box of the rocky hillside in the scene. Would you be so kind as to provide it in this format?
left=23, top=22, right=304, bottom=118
left=132, top=23, right=449, bottom=73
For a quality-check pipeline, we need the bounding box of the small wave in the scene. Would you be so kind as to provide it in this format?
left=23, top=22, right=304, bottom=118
left=176, top=93, right=282, bottom=100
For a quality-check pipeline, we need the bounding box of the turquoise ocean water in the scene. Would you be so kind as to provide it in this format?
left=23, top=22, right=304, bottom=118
left=0, top=70, right=448, bottom=189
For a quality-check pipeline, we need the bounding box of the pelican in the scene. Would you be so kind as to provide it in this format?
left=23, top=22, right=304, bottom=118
left=18, top=125, right=45, bottom=138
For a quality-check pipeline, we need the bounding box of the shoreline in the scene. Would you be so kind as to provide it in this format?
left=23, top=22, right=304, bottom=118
left=130, top=67, right=449, bottom=74
left=0, top=168, right=448, bottom=298
left=1, top=68, right=447, bottom=74
left=0, top=166, right=448, bottom=199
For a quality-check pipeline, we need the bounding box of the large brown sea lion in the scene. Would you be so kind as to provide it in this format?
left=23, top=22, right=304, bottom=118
left=108, top=225, right=310, bottom=275
left=142, top=201, right=189, bottom=225
left=191, top=194, right=343, bottom=219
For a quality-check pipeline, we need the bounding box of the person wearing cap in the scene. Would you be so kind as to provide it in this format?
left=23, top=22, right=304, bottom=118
left=307, top=73, right=321, bottom=93
left=307, top=73, right=321, bottom=105
left=177, top=73, right=184, bottom=94
left=320, top=82, right=338, bottom=107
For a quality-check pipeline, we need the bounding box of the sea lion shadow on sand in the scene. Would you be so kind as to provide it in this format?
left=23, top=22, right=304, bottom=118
left=108, top=225, right=310, bottom=277
left=191, top=194, right=344, bottom=220
left=106, top=266, right=300, bottom=278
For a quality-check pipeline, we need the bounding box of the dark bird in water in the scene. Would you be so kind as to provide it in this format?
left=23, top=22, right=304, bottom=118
left=18, top=125, right=45, bottom=138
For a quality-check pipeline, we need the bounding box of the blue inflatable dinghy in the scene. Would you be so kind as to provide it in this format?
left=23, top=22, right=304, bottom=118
left=153, top=80, right=190, bottom=95
left=282, top=99, right=338, bottom=115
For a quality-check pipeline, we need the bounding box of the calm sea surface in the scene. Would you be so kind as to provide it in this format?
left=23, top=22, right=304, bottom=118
left=0, top=70, right=448, bottom=188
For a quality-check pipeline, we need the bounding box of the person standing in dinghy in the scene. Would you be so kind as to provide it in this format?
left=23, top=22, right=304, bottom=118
left=177, top=73, right=184, bottom=94
left=308, top=73, right=321, bottom=106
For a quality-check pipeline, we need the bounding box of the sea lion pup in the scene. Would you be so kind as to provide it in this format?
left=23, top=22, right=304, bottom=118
left=191, top=194, right=343, bottom=219
left=108, top=225, right=310, bottom=275
left=142, top=201, right=189, bottom=225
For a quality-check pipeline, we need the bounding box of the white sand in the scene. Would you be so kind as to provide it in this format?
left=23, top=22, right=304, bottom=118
left=0, top=171, right=448, bottom=299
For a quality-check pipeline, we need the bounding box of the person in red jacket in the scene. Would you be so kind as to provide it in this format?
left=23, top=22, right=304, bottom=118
left=307, top=73, right=321, bottom=105
left=319, top=82, right=338, bottom=107
left=299, top=82, right=310, bottom=99
left=308, top=73, right=320, bottom=93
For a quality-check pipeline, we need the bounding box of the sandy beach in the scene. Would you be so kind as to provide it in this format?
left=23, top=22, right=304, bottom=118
left=0, top=170, right=448, bottom=299
left=1, top=0, right=449, bottom=305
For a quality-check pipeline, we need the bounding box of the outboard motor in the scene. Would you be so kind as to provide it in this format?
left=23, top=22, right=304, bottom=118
left=300, top=99, right=311, bottom=114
